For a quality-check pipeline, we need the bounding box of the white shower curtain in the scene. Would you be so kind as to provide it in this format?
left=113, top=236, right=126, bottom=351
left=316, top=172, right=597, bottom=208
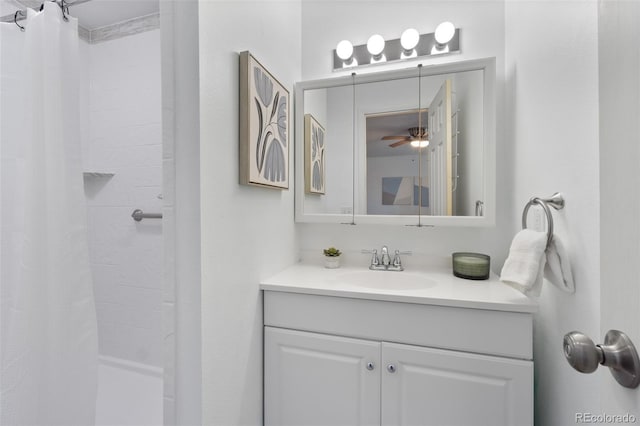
left=1, top=3, right=98, bottom=425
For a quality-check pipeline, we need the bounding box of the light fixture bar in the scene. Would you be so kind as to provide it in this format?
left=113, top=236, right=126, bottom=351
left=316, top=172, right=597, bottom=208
left=332, top=29, right=460, bottom=71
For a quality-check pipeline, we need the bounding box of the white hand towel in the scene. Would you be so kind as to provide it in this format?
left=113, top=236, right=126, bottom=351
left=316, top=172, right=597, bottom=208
left=500, top=229, right=548, bottom=296
left=544, top=236, right=575, bottom=293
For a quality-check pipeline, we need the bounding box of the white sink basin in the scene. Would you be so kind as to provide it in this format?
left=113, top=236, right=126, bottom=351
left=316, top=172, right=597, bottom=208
left=335, top=270, right=437, bottom=290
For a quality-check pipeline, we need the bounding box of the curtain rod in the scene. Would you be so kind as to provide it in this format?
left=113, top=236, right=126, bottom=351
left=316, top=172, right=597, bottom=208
left=0, top=0, right=93, bottom=24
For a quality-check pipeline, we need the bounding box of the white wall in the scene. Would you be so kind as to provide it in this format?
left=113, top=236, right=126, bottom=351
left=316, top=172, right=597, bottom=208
left=198, top=1, right=301, bottom=424
left=505, top=2, right=601, bottom=425
left=82, top=30, right=163, bottom=367
left=299, top=1, right=508, bottom=268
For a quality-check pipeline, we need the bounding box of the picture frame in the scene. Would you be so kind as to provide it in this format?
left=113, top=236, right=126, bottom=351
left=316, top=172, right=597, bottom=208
left=304, top=114, right=326, bottom=194
left=239, top=51, right=289, bottom=189
left=382, top=176, right=429, bottom=206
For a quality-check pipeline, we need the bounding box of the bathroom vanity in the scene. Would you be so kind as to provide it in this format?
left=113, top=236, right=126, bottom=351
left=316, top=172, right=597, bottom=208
left=261, top=263, right=536, bottom=426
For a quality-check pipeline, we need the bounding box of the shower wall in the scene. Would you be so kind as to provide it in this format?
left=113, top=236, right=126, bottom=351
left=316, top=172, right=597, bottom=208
left=80, top=29, right=163, bottom=367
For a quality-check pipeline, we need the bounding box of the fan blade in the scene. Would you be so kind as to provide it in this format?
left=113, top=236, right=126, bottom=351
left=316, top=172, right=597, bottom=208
left=381, top=136, right=410, bottom=141
left=389, top=140, right=412, bottom=148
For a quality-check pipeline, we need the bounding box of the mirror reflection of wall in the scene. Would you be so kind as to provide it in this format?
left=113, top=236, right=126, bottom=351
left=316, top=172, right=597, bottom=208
left=303, top=85, right=354, bottom=215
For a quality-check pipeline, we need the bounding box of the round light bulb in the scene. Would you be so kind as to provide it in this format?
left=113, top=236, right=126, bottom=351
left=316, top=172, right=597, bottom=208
left=434, top=21, right=455, bottom=45
left=336, top=40, right=354, bottom=60
left=367, top=34, right=385, bottom=56
left=400, top=28, right=420, bottom=51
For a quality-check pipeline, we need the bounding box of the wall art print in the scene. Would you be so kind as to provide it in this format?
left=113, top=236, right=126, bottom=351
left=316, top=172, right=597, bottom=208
left=382, top=177, right=429, bottom=207
left=239, top=51, right=289, bottom=189
left=304, top=114, right=325, bottom=194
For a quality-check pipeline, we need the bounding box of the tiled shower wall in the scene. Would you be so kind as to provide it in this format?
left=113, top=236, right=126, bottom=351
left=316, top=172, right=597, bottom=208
left=81, top=29, right=163, bottom=367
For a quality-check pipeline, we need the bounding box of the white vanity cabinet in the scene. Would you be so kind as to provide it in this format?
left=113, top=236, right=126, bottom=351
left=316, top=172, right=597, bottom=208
left=263, top=288, right=535, bottom=426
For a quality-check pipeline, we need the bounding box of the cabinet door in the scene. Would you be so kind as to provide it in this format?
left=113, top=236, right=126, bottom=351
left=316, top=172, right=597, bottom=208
left=265, top=327, right=381, bottom=426
left=381, top=342, right=533, bottom=426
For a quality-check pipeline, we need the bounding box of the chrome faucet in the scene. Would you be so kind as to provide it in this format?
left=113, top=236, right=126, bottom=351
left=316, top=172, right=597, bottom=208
left=380, top=246, right=391, bottom=267
left=367, top=246, right=405, bottom=271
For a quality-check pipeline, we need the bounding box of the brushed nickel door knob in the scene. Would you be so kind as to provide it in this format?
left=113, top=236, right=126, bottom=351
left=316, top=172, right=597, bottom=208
left=563, top=330, right=640, bottom=389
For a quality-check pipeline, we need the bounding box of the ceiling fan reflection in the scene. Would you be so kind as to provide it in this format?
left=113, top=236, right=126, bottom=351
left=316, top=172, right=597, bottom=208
left=382, top=126, right=429, bottom=148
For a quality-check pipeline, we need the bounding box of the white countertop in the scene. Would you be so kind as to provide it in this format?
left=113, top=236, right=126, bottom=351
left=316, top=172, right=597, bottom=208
left=260, top=262, right=538, bottom=313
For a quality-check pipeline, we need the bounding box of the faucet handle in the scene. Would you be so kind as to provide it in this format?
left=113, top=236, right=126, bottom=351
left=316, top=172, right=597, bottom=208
left=370, top=249, right=379, bottom=267
left=392, top=250, right=403, bottom=268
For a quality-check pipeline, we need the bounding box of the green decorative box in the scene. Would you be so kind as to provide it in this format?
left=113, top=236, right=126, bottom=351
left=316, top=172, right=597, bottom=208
left=452, top=252, right=490, bottom=280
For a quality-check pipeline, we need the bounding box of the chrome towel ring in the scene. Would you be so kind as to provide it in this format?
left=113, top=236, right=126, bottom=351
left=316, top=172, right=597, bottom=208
left=521, top=192, right=565, bottom=248
left=14, top=10, right=25, bottom=31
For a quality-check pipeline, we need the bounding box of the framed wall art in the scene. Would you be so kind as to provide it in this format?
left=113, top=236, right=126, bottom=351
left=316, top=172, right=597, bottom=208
left=239, top=51, right=289, bottom=189
left=304, top=114, right=325, bottom=194
left=382, top=176, right=429, bottom=206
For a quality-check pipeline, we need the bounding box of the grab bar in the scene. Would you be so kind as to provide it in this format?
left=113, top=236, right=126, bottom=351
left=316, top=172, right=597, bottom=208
left=521, top=192, right=565, bottom=248
left=131, top=209, right=162, bottom=222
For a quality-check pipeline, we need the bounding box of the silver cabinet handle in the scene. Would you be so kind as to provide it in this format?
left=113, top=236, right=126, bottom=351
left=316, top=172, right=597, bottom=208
left=366, top=362, right=375, bottom=371
left=563, top=330, right=640, bottom=388
left=387, top=364, right=396, bottom=373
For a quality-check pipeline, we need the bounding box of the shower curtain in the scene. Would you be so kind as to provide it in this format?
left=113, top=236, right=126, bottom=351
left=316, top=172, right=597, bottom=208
left=1, top=3, right=98, bottom=425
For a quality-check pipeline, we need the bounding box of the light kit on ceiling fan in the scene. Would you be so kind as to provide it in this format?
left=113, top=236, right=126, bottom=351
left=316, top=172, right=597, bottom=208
left=383, top=126, right=429, bottom=148
left=333, top=22, right=460, bottom=71
left=410, top=140, right=429, bottom=148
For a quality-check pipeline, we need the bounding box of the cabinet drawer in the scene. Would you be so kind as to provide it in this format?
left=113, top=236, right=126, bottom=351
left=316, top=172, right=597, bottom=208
left=264, top=291, right=532, bottom=360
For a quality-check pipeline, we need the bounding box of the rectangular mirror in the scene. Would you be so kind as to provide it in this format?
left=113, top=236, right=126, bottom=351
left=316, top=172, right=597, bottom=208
left=295, top=58, right=495, bottom=227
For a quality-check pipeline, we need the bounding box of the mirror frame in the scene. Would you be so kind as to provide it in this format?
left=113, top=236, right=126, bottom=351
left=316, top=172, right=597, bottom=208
left=294, top=57, right=496, bottom=227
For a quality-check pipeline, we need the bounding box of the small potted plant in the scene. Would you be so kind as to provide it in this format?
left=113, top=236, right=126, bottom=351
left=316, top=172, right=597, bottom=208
left=323, top=247, right=342, bottom=269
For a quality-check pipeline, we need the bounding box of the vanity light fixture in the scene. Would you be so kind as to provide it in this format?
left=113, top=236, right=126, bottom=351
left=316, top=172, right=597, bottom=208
left=432, top=21, right=456, bottom=54
left=367, top=34, right=386, bottom=63
left=332, top=22, right=460, bottom=71
left=336, top=39, right=357, bottom=67
left=400, top=28, right=420, bottom=59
